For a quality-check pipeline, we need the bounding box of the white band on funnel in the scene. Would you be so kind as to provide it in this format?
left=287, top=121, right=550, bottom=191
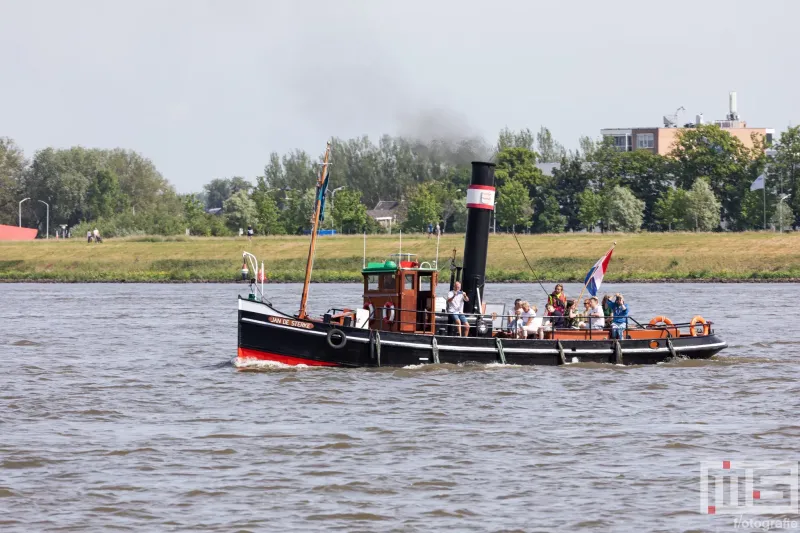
left=466, top=185, right=495, bottom=210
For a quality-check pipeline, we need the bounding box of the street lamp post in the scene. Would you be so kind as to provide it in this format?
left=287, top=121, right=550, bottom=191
left=19, top=197, right=30, bottom=227
left=38, top=200, right=50, bottom=239
left=779, top=194, right=791, bottom=233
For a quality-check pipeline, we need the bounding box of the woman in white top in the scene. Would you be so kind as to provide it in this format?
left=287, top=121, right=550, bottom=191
left=519, top=301, right=538, bottom=339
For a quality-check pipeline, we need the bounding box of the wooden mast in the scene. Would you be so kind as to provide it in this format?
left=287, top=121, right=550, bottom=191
left=298, top=141, right=331, bottom=319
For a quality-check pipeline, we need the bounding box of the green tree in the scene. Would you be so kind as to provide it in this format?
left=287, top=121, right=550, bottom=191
left=740, top=189, right=773, bottom=230
left=204, top=177, right=251, bottom=210
left=403, top=183, right=440, bottom=232
left=496, top=127, right=535, bottom=152
left=252, top=190, right=285, bottom=235
left=536, top=126, right=566, bottom=163
left=669, top=124, right=764, bottom=229
left=769, top=126, right=800, bottom=228
left=496, top=180, right=533, bottom=232
left=653, top=188, right=689, bottom=231
left=772, top=199, right=794, bottom=232
left=603, top=186, right=644, bottom=232
left=684, top=178, right=721, bottom=231
left=223, top=189, right=258, bottom=231
left=537, top=196, right=566, bottom=233
left=86, top=169, right=121, bottom=220
left=183, top=194, right=209, bottom=235
left=331, top=189, right=368, bottom=233
left=284, top=188, right=317, bottom=233
left=576, top=188, right=602, bottom=231
left=617, top=150, right=670, bottom=229
left=552, top=154, right=591, bottom=230
left=0, top=137, right=26, bottom=225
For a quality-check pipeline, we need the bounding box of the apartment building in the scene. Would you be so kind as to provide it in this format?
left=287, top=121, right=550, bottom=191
left=601, top=92, right=774, bottom=156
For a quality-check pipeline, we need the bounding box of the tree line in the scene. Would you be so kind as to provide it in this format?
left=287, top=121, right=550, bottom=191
left=1, top=124, right=798, bottom=238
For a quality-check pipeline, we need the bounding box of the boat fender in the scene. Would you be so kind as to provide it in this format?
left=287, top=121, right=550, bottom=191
left=383, top=302, right=395, bottom=324
left=649, top=316, right=674, bottom=327
left=327, top=328, right=347, bottom=349
left=690, top=315, right=710, bottom=336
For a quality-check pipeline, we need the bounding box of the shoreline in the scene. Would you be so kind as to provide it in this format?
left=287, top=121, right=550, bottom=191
left=2, top=278, right=799, bottom=284
left=2, top=232, right=799, bottom=284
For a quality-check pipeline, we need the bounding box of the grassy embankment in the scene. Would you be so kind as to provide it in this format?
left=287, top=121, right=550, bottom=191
left=1, top=232, right=799, bottom=282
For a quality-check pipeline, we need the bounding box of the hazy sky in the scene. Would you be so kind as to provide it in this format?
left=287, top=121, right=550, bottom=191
left=1, top=0, right=798, bottom=192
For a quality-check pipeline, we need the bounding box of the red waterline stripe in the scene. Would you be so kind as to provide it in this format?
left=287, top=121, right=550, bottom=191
left=237, top=347, right=339, bottom=367
left=468, top=185, right=495, bottom=191
left=467, top=203, right=494, bottom=210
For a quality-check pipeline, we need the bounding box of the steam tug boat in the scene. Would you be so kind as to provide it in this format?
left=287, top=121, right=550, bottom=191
left=236, top=143, right=727, bottom=368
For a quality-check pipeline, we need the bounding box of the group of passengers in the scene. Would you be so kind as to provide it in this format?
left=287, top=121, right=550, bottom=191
left=510, top=284, right=629, bottom=340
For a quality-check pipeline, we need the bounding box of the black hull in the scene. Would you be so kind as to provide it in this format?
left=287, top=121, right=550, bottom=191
left=237, top=301, right=727, bottom=368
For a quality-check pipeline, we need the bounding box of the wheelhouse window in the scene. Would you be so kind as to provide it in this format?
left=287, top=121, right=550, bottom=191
left=367, top=275, right=379, bottom=291
left=419, top=274, right=432, bottom=292
left=636, top=133, right=654, bottom=149
left=381, top=273, right=396, bottom=290
left=404, top=274, right=414, bottom=290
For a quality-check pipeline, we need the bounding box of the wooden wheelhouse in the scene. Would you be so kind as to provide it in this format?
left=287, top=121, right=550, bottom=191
left=362, top=255, right=438, bottom=334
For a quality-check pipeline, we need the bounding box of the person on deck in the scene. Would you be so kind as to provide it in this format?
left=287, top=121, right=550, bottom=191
left=538, top=303, right=565, bottom=339
left=601, top=294, right=614, bottom=327
left=607, top=293, right=629, bottom=339
left=588, top=297, right=605, bottom=330
left=446, top=281, right=470, bottom=337
left=564, top=299, right=579, bottom=328
left=548, top=284, right=567, bottom=312
left=508, top=298, right=523, bottom=336
left=519, top=301, right=538, bottom=338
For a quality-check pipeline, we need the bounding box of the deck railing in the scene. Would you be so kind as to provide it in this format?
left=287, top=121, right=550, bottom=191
left=322, top=305, right=710, bottom=339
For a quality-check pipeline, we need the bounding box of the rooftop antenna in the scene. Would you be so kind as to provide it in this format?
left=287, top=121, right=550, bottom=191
left=663, top=106, right=685, bottom=128
left=727, top=91, right=739, bottom=121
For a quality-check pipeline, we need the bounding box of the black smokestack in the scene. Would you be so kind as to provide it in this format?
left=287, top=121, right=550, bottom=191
left=461, top=161, right=495, bottom=314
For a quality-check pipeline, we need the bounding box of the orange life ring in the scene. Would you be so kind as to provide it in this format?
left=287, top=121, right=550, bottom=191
left=649, top=316, right=674, bottom=327
left=383, top=302, right=395, bottom=324
left=690, top=315, right=710, bottom=336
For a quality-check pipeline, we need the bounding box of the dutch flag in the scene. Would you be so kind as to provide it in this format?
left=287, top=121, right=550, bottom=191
left=583, top=247, right=615, bottom=297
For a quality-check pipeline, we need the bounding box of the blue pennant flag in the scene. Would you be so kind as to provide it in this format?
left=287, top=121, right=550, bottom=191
left=317, top=164, right=329, bottom=222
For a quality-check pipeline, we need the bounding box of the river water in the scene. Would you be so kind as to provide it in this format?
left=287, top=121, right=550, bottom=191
left=1, top=282, right=799, bottom=532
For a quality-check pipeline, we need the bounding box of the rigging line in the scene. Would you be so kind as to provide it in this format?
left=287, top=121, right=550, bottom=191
left=511, top=232, right=549, bottom=297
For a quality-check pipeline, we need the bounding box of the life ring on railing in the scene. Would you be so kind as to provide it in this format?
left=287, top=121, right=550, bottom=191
left=383, top=302, right=395, bottom=324
left=364, top=302, right=375, bottom=320
left=327, top=328, right=347, bottom=349
left=649, top=316, right=674, bottom=327
left=690, top=315, right=710, bottom=336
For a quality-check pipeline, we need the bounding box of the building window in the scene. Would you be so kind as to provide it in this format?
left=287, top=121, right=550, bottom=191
left=636, top=133, right=654, bottom=149
left=612, top=135, right=628, bottom=152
